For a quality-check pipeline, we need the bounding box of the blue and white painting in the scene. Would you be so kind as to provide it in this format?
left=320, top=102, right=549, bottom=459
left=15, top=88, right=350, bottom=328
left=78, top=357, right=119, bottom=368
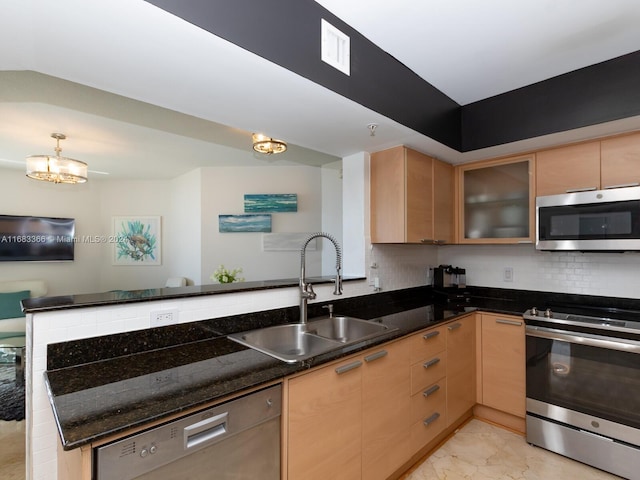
left=244, top=193, right=298, bottom=213
left=219, top=214, right=272, bottom=233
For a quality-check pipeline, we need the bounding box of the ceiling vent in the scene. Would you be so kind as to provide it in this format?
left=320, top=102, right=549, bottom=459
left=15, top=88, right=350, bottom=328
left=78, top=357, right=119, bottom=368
left=321, top=19, right=350, bottom=76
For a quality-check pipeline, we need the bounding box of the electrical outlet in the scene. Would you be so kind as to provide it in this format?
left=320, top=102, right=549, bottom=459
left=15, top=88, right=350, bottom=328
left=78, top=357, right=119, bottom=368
left=150, top=309, right=179, bottom=327
left=503, top=267, right=514, bottom=282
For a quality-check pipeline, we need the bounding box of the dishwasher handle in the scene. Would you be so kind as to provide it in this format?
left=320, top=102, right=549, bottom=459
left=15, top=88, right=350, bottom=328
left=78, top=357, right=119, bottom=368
left=184, top=412, right=228, bottom=450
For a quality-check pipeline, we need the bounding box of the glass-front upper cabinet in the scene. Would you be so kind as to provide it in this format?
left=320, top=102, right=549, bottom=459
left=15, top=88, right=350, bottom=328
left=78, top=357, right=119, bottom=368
left=456, top=155, right=535, bottom=243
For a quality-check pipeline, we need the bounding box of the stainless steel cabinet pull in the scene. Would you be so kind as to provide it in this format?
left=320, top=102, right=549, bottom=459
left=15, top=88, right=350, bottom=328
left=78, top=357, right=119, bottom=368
left=447, top=322, right=462, bottom=331
left=566, top=187, right=597, bottom=193
left=423, top=331, right=440, bottom=340
left=496, top=318, right=522, bottom=326
left=604, top=182, right=640, bottom=189
left=364, top=350, right=388, bottom=363
left=423, top=357, right=441, bottom=369
left=335, top=360, right=363, bottom=374
left=423, top=412, right=440, bottom=426
left=423, top=384, right=440, bottom=397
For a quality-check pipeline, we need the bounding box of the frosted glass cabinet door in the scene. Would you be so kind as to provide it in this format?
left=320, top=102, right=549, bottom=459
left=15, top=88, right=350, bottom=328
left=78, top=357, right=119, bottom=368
left=458, top=156, right=534, bottom=243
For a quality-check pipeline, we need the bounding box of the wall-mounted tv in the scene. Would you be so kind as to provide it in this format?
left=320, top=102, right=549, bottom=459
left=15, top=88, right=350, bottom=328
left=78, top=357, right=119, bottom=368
left=0, top=215, right=75, bottom=261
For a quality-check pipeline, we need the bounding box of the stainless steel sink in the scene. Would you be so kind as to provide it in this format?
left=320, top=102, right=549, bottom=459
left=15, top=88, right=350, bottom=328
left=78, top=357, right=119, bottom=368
left=228, top=316, right=396, bottom=363
left=306, top=316, right=391, bottom=343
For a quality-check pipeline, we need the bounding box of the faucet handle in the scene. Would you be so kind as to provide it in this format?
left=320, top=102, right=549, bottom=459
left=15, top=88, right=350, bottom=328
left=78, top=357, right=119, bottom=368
left=322, top=304, right=334, bottom=318
left=304, top=282, right=316, bottom=300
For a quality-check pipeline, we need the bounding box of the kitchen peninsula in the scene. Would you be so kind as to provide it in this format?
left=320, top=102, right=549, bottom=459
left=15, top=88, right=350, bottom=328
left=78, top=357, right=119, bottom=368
left=28, top=282, right=640, bottom=479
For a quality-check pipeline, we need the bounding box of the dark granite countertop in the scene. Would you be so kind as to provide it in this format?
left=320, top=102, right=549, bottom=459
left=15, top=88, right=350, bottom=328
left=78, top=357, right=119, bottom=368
left=43, top=285, right=640, bottom=451
left=23, top=276, right=364, bottom=313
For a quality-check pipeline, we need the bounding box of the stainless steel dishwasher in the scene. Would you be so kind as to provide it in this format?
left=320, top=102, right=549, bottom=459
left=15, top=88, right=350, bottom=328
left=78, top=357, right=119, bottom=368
left=94, top=384, right=281, bottom=480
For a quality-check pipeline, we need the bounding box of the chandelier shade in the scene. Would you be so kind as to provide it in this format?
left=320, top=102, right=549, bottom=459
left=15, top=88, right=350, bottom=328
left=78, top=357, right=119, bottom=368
left=252, top=133, right=287, bottom=155
left=26, top=133, right=88, bottom=184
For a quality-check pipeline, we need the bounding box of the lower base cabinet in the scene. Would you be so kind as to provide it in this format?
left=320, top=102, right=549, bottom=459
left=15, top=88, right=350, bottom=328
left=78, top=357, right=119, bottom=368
left=286, top=338, right=412, bottom=480
left=446, top=316, right=476, bottom=424
left=286, top=315, right=476, bottom=480
left=479, top=313, right=525, bottom=418
left=287, top=354, right=363, bottom=480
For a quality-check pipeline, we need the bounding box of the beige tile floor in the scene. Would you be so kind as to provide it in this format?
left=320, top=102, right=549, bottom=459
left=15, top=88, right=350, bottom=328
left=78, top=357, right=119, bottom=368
left=0, top=420, right=25, bottom=480
left=0, top=417, right=624, bottom=480
left=403, top=419, right=621, bottom=480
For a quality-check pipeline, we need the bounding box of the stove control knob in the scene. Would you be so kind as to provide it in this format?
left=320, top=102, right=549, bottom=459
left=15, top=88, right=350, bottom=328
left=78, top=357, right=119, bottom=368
left=544, top=308, right=552, bottom=318
left=530, top=307, right=538, bottom=316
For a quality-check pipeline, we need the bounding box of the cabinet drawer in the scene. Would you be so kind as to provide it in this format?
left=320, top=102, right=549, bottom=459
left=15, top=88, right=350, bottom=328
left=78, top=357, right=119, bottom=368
left=410, top=393, right=446, bottom=453
left=411, top=377, right=446, bottom=424
left=411, top=352, right=446, bottom=395
left=411, top=326, right=446, bottom=364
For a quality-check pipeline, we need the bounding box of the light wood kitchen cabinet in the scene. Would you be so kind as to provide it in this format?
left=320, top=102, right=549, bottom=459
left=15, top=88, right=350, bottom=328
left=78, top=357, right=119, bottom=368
left=362, top=340, right=412, bottom=480
left=536, top=141, right=601, bottom=196
left=408, top=325, right=448, bottom=453
left=479, top=313, right=525, bottom=418
left=287, top=355, right=363, bottom=480
left=445, top=315, right=476, bottom=425
left=286, top=337, right=412, bottom=480
left=601, top=132, right=640, bottom=189
left=370, top=145, right=454, bottom=244
left=536, top=132, right=640, bottom=196
left=455, top=155, right=534, bottom=243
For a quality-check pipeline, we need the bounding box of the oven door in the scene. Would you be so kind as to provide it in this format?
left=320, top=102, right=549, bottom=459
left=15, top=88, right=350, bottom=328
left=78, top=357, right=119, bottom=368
left=526, top=325, right=640, bottom=442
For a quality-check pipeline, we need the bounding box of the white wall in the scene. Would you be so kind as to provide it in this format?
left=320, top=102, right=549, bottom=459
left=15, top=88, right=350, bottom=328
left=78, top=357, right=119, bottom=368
left=167, top=169, right=202, bottom=284
left=0, top=169, right=104, bottom=295
left=321, top=161, right=343, bottom=276
left=199, top=165, right=324, bottom=284
left=0, top=163, right=334, bottom=294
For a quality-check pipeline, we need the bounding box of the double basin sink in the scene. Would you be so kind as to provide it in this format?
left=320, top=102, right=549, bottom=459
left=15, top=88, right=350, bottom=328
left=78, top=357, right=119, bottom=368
left=228, top=315, right=398, bottom=363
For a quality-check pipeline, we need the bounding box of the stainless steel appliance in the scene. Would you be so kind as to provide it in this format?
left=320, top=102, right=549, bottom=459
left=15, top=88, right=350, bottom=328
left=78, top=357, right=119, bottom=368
left=536, top=185, right=640, bottom=251
left=94, top=384, right=281, bottom=480
left=524, top=307, right=640, bottom=479
left=432, top=265, right=466, bottom=288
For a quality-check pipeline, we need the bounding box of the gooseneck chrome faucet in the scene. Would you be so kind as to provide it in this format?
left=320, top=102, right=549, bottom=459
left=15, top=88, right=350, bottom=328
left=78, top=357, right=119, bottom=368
left=299, top=232, right=343, bottom=323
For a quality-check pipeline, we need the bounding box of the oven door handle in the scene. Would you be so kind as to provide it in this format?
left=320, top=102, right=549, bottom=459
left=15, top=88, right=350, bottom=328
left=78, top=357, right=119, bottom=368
left=526, top=325, right=640, bottom=354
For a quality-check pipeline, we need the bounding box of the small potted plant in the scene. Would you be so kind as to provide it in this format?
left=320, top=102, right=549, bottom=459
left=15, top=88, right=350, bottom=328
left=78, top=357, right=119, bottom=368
left=210, top=265, right=244, bottom=284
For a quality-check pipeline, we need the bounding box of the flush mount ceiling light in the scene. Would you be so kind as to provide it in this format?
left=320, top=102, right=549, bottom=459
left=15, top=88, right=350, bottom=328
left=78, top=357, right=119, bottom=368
left=26, top=133, right=88, bottom=184
left=252, top=133, right=287, bottom=155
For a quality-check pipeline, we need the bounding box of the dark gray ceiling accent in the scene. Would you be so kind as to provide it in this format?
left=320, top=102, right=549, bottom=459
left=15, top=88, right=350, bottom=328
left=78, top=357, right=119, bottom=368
left=461, top=50, right=640, bottom=151
left=145, top=0, right=640, bottom=153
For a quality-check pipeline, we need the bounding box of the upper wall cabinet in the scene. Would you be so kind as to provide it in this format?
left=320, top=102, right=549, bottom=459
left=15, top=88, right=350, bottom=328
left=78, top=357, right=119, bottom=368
left=370, top=146, right=454, bottom=244
left=455, top=155, right=534, bottom=244
left=536, top=132, right=640, bottom=196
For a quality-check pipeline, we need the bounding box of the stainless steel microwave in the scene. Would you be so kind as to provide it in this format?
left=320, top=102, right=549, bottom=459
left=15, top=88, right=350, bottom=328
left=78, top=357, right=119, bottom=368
left=536, top=186, right=640, bottom=251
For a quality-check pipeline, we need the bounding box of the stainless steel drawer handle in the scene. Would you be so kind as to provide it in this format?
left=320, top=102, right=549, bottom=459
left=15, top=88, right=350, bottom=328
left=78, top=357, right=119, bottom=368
left=364, top=350, right=388, bottom=363
left=335, top=360, right=363, bottom=375
left=423, top=331, right=440, bottom=340
left=604, top=182, right=640, bottom=189
left=496, top=318, right=522, bottom=326
left=423, top=384, right=440, bottom=397
left=423, top=412, right=440, bottom=426
left=423, top=358, right=441, bottom=369
left=447, top=322, right=462, bottom=331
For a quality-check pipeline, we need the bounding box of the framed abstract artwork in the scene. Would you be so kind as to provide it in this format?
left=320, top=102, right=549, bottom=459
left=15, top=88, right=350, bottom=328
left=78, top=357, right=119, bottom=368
left=244, top=194, right=297, bottom=213
left=219, top=214, right=272, bottom=233
left=112, top=216, right=161, bottom=265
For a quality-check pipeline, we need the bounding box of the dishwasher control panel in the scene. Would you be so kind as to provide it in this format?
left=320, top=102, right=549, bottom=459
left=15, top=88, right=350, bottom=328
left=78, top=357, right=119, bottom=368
left=94, top=384, right=282, bottom=480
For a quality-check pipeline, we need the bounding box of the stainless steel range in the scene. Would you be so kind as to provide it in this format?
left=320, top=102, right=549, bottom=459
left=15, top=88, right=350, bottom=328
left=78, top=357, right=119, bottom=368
left=523, top=306, right=640, bottom=480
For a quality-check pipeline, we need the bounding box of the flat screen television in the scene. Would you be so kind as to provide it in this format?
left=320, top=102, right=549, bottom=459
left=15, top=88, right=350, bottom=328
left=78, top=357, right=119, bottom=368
left=0, top=215, right=75, bottom=261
